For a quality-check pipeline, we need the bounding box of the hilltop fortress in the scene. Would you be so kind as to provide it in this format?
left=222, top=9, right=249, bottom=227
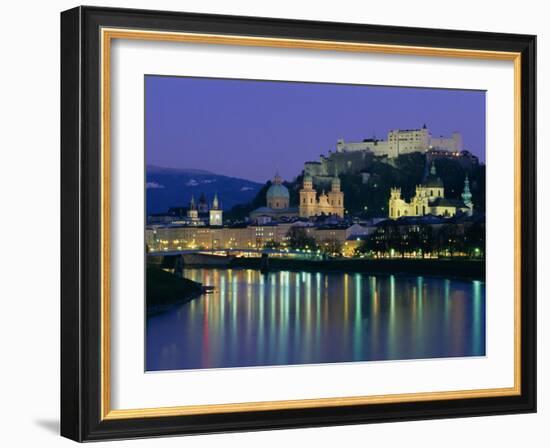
left=336, top=125, right=463, bottom=158
left=304, top=125, right=478, bottom=182
left=147, top=125, right=482, bottom=245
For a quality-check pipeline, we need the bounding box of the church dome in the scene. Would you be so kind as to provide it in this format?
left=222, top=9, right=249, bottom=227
left=266, top=183, right=290, bottom=200
left=425, top=162, right=444, bottom=188
left=266, top=173, right=289, bottom=201
left=425, top=174, right=444, bottom=188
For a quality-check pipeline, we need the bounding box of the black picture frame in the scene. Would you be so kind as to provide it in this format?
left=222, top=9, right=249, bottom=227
left=61, top=5, right=536, bottom=442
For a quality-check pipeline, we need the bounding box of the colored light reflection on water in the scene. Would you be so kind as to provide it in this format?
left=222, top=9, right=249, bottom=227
left=146, top=268, right=486, bottom=371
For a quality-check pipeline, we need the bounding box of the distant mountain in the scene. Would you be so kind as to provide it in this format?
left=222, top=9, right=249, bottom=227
left=146, top=165, right=263, bottom=215
left=147, top=165, right=213, bottom=176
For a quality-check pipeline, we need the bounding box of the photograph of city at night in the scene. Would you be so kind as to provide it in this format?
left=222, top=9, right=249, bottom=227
left=145, top=75, right=486, bottom=372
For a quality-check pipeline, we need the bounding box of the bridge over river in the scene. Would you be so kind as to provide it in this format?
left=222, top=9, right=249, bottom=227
left=147, top=247, right=326, bottom=273
left=147, top=248, right=323, bottom=258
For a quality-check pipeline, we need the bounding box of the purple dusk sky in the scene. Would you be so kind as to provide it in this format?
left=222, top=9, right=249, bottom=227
left=145, top=76, right=485, bottom=184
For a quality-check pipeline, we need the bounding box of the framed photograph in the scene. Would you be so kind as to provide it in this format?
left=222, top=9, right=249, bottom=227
left=61, top=6, right=536, bottom=441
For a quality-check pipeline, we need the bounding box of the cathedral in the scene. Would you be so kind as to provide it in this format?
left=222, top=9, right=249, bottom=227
left=299, top=175, right=344, bottom=218
left=249, top=173, right=345, bottom=222
left=249, top=174, right=299, bottom=221
left=184, top=193, right=223, bottom=226
left=388, top=163, right=473, bottom=219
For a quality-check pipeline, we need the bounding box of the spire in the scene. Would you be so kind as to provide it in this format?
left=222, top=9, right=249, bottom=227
left=189, top=195, right=196, bottom=210
left=273, top=173, right=283, bottom=185
left=462, top=175, right=473, bottom=216
left=212, top=193, right=219, bottom=210
left=430, top=161, right=436, bottom=175
left=331, top=170, right=341, bottom=192
left=462, top=176, right=472, bottom=202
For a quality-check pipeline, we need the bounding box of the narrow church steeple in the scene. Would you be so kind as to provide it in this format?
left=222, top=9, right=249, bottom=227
left=462, top=176, right=473, bottom=216
left=209, top=193, right=223, bottom=226
left=187, top=195, right=199, bottom=222
left=212, top=193, right=220, bottom=210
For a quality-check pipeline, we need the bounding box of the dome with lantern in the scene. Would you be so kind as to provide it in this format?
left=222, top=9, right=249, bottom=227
left=266, top=174, right=290, bottom=209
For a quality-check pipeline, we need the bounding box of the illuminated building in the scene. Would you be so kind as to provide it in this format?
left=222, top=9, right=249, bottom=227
left=249, top=174, right=299, bottom=221
left=299, top=175, right=344, bottom=218
left=388, top=163, right=473, bottom=219
left=209, top=193, right=223, bottom=226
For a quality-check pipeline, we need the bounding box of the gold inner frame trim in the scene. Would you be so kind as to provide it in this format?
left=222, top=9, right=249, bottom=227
left=100, top=27, right=522, bottom=421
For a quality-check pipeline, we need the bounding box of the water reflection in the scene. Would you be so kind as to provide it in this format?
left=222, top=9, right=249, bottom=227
left=146, top=268, right=486, bottom=371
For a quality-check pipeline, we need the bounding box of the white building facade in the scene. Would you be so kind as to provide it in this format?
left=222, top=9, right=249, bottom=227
left=336, top=125, right=463, bottom=158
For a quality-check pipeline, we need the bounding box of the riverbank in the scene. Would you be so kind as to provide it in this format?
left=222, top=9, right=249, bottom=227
left=146, top=266, right=204, bottom=315
left=229, top=257, right=485, bottom=280
left=150, top=253, right=485, bottom=280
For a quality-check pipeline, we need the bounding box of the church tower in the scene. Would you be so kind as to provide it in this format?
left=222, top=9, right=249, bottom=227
left=299, top=175, right=317, bottom=218
left=388, top=188, right=402, bottom=219
left=198, top=193, right=209, bottom=213
left=187, top=195, right=199, bottom=224
left=209, top=193, right=223, bottom=226
left=461, top=176, right=474, bottom=216
left=327, top=175, right=344, bottom=217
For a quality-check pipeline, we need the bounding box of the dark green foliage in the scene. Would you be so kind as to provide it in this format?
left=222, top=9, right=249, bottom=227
left=352, top=155, right=485, bottom=217
left=341, top=154, right=426, bottom=217
left=356, top=222, right=485, bottom=259
left=225, top=179, right=300, bottom=221
left=226, top=154, right=485, bottom=220
left=464, top=222, right=485, bottom=257
left=146, top=266, right=203, bottom=309
left=319, top=238, right=343, bottom=256
left=287, top=176, right=302, bottom=207
left=394, top=152, right=428, bottom=195
left=287, top=227, right=317, bottom=250
left=433, top=159, right=485, bottom=212
left=224, top=182, right=272, bottom=221
left=263, top=240, right=282, bottom=249
left=435, top=225, right=462, bottom=257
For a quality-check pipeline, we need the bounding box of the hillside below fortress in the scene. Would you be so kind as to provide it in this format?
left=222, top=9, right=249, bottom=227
left=303, top=125, right=479, bottom=188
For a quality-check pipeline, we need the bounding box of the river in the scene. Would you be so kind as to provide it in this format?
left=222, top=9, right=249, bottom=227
left=146, top=268, right=485, bottom=371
